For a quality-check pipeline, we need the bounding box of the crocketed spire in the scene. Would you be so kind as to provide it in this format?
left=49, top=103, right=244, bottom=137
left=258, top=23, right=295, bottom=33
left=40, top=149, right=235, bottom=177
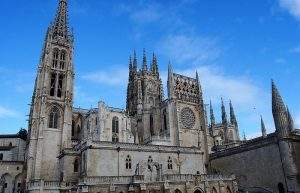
left=52, top=0, right=70, bottom=40
left=271, top=80, right=289, bottom=136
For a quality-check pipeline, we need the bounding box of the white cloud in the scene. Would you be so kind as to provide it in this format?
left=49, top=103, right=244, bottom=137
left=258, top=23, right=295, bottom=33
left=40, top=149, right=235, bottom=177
left=0, top=106, right=17, bottom=118
left=279, top=0, right=300, bottom=20
left=158, top=34, right=220, bottom=66
left=275, top=58, right=286, bottom=64
left=82, top=67, right=128, bottom=87
left=290, top=45, right=300, bottom=53
left=115, top=3, right=162, bottom=24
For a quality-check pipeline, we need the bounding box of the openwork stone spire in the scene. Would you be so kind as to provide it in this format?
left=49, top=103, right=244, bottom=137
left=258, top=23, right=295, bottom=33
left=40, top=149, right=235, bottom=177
left=229, top=100, right=238, bottom=127
left=221, top=98, right=228, bottom=125
left=52, top=0, right=70, bottom=40
left=261, top=115, right=267, bottom=138
left=142, top=49, right=148, bottom=72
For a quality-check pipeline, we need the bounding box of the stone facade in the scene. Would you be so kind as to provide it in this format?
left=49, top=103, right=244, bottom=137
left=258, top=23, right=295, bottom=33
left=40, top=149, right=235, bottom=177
left=21, top=1, right=237, bottom=193
left=0, top=130, right=27, bottom=193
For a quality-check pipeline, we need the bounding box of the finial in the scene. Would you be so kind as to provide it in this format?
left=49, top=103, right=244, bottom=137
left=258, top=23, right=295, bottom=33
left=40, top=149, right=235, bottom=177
left=260, top=115, right=267, bottom=138
left=142, top=48, right=148, bottom=72
left=151, top=52, right=159, bottom=76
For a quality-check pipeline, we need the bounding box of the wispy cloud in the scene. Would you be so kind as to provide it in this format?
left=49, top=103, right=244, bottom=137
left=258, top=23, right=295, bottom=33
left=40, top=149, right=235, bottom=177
left=158, top=34, right=220, bottom=66
left=290, top=45, right=300, bottom=53
left=82, top=67, right=128, bottom=87
left=279, top=0, right=300, bottom=21
left=0, top=106, right=17, bottom=118
left=275, top=58, right=286, bottom=64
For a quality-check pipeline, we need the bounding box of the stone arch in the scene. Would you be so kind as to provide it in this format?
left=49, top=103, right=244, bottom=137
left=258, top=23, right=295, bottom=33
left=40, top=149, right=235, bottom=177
left=193, top=187, right=204, bottom=193
left=14, top=173, right=23, bottom=193
left=1, top=173, right=13, bottom=193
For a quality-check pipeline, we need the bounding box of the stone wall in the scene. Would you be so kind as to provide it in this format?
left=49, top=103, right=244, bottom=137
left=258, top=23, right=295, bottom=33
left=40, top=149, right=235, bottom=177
left=210, top=135, right=288, bottom=193
left=82, top=141, right=205, bottom=178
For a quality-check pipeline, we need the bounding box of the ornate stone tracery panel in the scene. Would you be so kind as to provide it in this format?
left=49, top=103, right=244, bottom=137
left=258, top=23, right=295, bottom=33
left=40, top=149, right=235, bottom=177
left=180, top=107, right=196, bottom=129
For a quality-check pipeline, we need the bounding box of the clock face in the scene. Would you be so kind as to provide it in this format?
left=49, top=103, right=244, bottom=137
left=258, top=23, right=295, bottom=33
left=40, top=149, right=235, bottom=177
left=180, top=107, right=196, bottom=129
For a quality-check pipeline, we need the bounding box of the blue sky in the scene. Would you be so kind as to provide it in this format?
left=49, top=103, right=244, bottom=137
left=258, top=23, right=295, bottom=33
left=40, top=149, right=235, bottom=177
left=0, top=0, right=300, bottom=138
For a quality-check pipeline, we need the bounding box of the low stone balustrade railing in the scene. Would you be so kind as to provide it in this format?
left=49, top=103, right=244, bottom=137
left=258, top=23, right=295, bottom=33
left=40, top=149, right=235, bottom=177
left=81, top=175, right=144, bottom=185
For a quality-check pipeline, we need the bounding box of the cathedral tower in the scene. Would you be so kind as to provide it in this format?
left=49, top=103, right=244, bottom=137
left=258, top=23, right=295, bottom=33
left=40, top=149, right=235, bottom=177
left=126, top=50, right=164, bottom=143
left=27, top=0, right=74, bottom=183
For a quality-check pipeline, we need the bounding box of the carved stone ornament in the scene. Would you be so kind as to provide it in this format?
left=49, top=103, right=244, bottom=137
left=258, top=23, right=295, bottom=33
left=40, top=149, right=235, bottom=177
left=180, top=107, right=196, bottom=129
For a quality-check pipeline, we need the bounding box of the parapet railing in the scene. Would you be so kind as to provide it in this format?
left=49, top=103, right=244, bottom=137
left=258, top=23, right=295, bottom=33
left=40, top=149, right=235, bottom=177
left=81, top=175, right=144, bottom=185
left=27, top=174, right=235, bottom=188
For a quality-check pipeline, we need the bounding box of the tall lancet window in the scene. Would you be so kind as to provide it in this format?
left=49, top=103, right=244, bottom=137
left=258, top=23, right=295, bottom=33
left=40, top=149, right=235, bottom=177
left=150, top=114, right=154, bottom=136
left=60, top=50, right=66, bottom=70
left=49, top=107, right=60, bottom=129
left=52, top=49, right=59, bottom=68
left=57, top=74, right=64, bottom=98
left=50, top=73, right=56, bottom=97
left=112, top=117, right=119, bottom=142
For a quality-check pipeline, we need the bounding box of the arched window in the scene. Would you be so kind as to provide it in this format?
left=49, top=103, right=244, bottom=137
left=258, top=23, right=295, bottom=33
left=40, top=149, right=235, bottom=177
left=112, top=117, right=119, bottom=133
left=74, top=158, right=79, bottom=173
left=163, top=113, right=168, bottom=131
left=278, top=183, right=285, bottom=193
left=49, top=107, right=60, bottom=129
left=50, top=73, right=56, bottom=97
left=150, top=114, right=154, bottom=136
left=52, top=49, right=59, bottom=68
left=49, top=72, right=63, bottom=98
left=125, top=155, right=132, bottom=169
left=59, top=50, right=66, bottom=70
left=167, top=156, right=173, bottom=170
left=112, top=117, right=119, bottom=142
left=0, top=153, right=3, bottom=160
left=175, top=189, right=182, bottom=193
left=57, top=74, right=64, bottom=98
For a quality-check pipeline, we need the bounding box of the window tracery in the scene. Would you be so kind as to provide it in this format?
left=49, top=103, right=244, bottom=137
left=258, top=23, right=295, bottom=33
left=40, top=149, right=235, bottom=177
left=49, top=106, right=60, bottom=129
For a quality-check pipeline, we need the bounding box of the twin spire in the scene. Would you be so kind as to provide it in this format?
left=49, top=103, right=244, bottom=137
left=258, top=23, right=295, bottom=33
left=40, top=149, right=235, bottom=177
left=128, top=49, right=159, bottom=76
